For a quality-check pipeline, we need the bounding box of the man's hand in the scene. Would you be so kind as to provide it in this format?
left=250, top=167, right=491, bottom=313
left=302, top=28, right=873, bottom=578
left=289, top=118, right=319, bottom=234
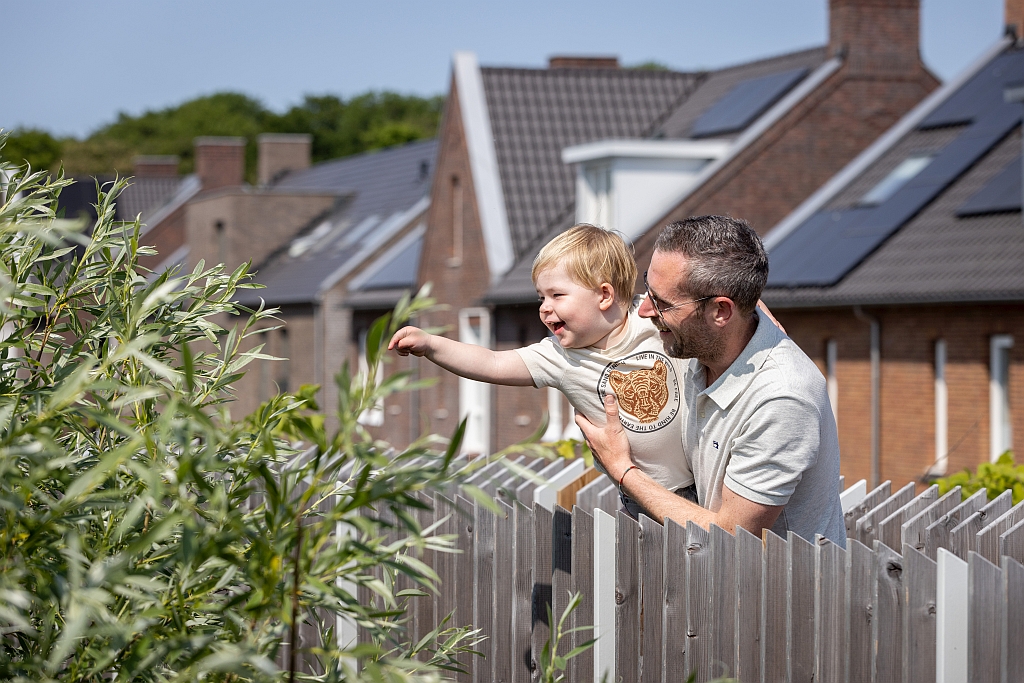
left=575, top=394, right=634, bottom=481
left=757, top=299, right=786, bottom=334
left=389, top=326, right=434, bottom=357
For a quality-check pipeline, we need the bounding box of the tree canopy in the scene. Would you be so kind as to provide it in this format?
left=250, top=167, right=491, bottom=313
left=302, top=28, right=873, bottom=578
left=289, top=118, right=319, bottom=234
left=3, top=90, right=444, bottom=182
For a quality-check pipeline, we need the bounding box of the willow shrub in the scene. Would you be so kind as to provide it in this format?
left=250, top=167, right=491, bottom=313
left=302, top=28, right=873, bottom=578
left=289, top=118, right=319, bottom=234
left=0, top=139, right=495, bottom=681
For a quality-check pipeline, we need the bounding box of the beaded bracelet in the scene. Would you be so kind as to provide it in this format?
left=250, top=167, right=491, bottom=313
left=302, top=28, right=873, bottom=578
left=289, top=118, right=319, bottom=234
left=618, top=465, right=640, bottom=494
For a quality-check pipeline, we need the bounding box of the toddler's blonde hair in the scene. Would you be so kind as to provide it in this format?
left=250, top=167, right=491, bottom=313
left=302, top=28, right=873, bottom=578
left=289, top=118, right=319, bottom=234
left=532, top=224, right=637, bottom=308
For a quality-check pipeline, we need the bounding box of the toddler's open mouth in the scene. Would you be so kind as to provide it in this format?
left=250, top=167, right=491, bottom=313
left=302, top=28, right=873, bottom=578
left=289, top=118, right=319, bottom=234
left=551, top=321, right=566, bottom=333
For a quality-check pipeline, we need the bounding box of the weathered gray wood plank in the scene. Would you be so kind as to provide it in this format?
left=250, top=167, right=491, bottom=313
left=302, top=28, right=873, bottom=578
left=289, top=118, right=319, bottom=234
left=638, top=514, right=664, bottom=683
left=531, top=503, right=553, bottom=683
left=734, top=528, right=762, bottom=683
left=550, top=505, right=573, bottom=663
left=435, top=494, right=458, bottom=629
left=787, top=532, right=815, bottom=683
left=926, top=488, right=987, bottom=559
left=662, top=519, right=688, bottom=683
left=877, top=484, right=938, bottom=551
left=597, top=481, right=619, bottom=516
left=872, top=541, right=904, bottom=683
left=411, top=490, right=435, bottom=655
left=454, top=495, right=475, bottom=683
left=569, top=507, right=595, bottom=683
left=846, top=539, right=874, bottom=683
left=845, top=480, right=892, bottom=536
left=576, top=474, right=609, bottom=514
left=814, top=537, right=845, bottom=683
left=1001, top=556, right=1024, bottom=683
left=856, top=481, right=915, bottom=547
left=951, top=490, right=1013, bottom=560
left=901, top=485, right=961, bottom=554
left=616, top=511, right=641, bottom=683
left=901, top=544, right=937, bottom=683
left=473, top=499, right=496, bottom=683
left=977, top=500, right=1024, bottom=564
left=513, top=500, right=536, bottom=683
left=709, top=525, right=736, bottom=681
left=1000, top=517, right=1024, bottom=565
left=968, top=551, right=1002, bottom=683
left=494, top=500, right=515, bottom=683
left=761, top=531, right=788, bottom=683
left=685, top=522, right=711, bottom=682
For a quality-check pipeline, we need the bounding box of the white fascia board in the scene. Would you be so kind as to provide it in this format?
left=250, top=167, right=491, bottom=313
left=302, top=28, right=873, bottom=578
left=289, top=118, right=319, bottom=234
left=317, top=196, right=430, bottom=298
left=562, top=138, right=732, bottom=164
left=453, top=51, right=514, bottom=283
left=347, top=222, right=427, bottom=292
left=762, top=37, right=1013, bottom=251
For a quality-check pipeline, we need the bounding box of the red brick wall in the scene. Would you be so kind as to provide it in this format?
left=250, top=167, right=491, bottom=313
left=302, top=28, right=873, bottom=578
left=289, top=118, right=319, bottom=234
left=194, top=138, right=245, bottom=191
left=138, top=203, right=186, bottom=270
left=778, top=303, right=1024, bottom=489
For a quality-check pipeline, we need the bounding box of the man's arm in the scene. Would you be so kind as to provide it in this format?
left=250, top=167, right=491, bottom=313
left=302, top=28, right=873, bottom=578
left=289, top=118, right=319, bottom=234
left=389, top=326, right=535, bottom=386
left=576, top=395, right=782, bottom=535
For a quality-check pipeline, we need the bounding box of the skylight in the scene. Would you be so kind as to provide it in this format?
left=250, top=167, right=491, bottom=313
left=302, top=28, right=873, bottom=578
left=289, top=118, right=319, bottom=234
left=860, top=155, right=933, bottom=206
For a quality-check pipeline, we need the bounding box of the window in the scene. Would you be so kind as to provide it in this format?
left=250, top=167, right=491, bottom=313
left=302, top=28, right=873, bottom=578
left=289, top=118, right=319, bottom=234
left=458, top=308, right=491, bottom=455
left=860, top=155, right=933, bottom=206
left=934, top=339, right=948, bottom=475
left=825, top=339, right=838, bottom=425
left=447, top=176, right=463, bottom=267
left=990, top=335, right=1014, bottom=461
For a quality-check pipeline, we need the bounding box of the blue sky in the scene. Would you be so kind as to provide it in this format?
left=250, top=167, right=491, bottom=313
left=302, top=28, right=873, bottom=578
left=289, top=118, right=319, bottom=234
left=2, top=0, right=1005, bottom=138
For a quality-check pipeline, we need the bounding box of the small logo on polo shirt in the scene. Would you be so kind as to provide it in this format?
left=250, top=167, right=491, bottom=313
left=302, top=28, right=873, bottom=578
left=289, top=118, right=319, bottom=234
left=713, top=441, right=719, bottom=449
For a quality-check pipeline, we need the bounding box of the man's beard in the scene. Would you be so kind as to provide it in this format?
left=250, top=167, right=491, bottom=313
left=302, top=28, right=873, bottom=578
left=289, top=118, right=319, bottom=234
left=655, top=314, right=724, bottom=363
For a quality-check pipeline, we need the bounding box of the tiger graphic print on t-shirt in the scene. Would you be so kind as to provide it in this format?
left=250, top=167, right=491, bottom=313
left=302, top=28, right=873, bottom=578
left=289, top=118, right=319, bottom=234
left=607, top=359, right=670, bottom=424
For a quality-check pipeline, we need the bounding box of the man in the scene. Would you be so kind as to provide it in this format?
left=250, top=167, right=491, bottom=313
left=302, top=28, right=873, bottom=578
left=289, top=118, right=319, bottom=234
left=576, top=216, right=845, bottom=545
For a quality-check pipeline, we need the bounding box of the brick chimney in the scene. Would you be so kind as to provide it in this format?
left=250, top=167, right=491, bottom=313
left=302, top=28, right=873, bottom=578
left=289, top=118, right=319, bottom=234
left=548, top=56, right=619, bottom=69
left=257, top=133, right=312, bottom=186
left=829, top=0, right=921, bottom=76
left=1008, top=0, right=1024, bottom=36
left=194, top=137, right=245, bottom=190
left=133, top=155, right=179, bottom=178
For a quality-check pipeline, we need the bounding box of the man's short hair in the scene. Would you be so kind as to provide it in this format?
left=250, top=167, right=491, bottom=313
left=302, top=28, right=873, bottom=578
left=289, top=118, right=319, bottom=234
left=654, top=215, right=768, bottom=314
left=532, top=224, right=637, bottom=307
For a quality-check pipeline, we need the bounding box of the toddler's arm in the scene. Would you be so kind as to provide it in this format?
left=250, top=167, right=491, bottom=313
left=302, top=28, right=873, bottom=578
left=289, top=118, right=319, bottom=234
left=388, top=326, right=535, bottom=386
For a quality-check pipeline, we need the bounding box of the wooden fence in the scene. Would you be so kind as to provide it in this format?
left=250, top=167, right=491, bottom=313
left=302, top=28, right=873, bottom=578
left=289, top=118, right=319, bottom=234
left=354, top=457, right=1024, bottom=683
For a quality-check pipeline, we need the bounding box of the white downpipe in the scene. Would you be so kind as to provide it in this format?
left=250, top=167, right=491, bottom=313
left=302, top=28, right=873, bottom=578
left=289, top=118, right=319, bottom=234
left=458, top=307, right=492, bottom=455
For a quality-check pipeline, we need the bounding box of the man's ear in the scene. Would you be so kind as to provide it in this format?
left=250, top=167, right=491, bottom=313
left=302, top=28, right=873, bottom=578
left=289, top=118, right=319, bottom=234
left=708, top=297, right=737, bottom=327
left=597, top=283, right=616, bottom=311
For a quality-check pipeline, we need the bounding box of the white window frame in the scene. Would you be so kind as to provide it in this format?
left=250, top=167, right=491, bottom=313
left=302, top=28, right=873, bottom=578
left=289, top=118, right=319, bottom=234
left=826, top=339, right=838, bottom=425
left=990, top=334, right=1014, bottom=461
left=458, top=307, right=492, bottom=455
left=934, top=338, right=948, bottom=475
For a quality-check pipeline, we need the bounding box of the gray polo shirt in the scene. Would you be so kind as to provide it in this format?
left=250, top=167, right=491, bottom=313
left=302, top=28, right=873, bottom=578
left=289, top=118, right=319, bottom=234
left=681, top=308, right=846, bottom=546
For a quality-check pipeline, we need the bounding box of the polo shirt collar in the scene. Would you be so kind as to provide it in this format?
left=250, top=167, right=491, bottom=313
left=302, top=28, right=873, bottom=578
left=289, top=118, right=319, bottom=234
left=699, top=308, right=783, bottom=410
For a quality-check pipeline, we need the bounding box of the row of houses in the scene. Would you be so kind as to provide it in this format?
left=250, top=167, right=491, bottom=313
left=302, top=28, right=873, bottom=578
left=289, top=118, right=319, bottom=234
left=117, top=0, right=1022, bottom=490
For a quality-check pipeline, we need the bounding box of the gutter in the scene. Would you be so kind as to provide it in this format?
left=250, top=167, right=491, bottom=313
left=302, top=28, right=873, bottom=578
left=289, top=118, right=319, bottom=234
left=853, top=306, right=881, bottom=488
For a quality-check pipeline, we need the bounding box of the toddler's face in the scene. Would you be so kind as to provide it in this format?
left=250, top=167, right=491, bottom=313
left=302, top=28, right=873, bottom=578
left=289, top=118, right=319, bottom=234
left=534, top=264, right=615, bottom=349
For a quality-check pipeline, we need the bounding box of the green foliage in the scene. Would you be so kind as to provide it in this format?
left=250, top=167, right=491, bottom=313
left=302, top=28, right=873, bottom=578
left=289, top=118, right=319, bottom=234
left=547, top=439, right=593, bottom=466
left=0, top=134, right=481, bottom=681
left=630, top=61, right=670, bottom=71
left=537, top=593, right=595, bottom=683
left=935, top=451, right=1024, bottom=504
left=16, top=90, right=444, bottom=182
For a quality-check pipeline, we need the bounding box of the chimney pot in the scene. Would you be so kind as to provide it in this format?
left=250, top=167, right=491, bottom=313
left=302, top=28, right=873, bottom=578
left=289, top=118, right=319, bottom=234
left=133, top=155, right=179, bottom=178
left=257, top=133, right=312, bottom=186
left=548, top=55, right=619, bottom=69
left=194, top=137, right=245, bottom=190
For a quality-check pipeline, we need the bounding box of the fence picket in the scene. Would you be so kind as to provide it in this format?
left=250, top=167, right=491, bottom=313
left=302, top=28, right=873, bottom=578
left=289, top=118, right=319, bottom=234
left=814, top=537, right=845, bottom=683
left=639, top=514, right=664, bottom=683
left=1000, top=517, right=1024, bottom=565
left=570, top=507, right=595, bottom=683
left=976, top=500, right=1024, bottom=564
left=845, top=480, right=892, bottom=536
left=709, top=525, right=736, bottom=680
left=877, top=484, right=938, bottom=551
left=596, top=482, right=619, bottom=515
left=734, top=528, right=762, bottom=683
left=840, top=479, right=868, bottom=513
left=936, top=548, right=969, bottom=683
left=551, top=505, right=573, bottom=662
left=531, top=504, right=554, bottom=683
left=593, top=509, right=617, bottom=683
left=845, top=539, right=874, bottom=683
left=663, top=519, right=688, bottom=683
left=856, top=482, right=915, bottom=546
left=787, top=532, right=815, bottom=683
left=951, top=490, right=1013, bottom=560
left=434, top=495, right=458, bottom=630
left=902, top=544, right=937, bottom=683
left=967, top=551, right=1002, bottom=683
left=576, top=474, right=609, bottom=514
left=454, top=495, right=475, bottom=682
left=762, top=531, right=788, bottom=683
left=685, top=522, right=712, bottom=681
left=926, top=489, right=987, bottom=560
left=872, top=541, right=904, bottom=682
left=513, top=500, right=535, bottom=683
left=616, top=512, right=642, bottom=683
left=473, top=499, right=496, bottom=683
left=494, top=500, right=515, bottom=683
left=1001, top=556, right=1024, bottom=683
left=901, top=486, right=961, bottom=554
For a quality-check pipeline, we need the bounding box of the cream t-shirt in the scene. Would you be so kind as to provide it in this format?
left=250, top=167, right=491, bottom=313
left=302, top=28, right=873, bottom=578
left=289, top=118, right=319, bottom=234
left=515, top=308, right=694, bottom=490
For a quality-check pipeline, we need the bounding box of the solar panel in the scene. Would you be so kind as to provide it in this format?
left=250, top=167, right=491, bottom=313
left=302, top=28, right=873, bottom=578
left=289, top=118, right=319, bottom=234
left=690, top=67, right=809, bottom=138
left=357, top=236, right=423, bottom=290
left=920, top=51, right=1024, bottom=129
left=767, top=48, right=1024, bottom=288
left=957, top=154, right=1022, bottom=216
